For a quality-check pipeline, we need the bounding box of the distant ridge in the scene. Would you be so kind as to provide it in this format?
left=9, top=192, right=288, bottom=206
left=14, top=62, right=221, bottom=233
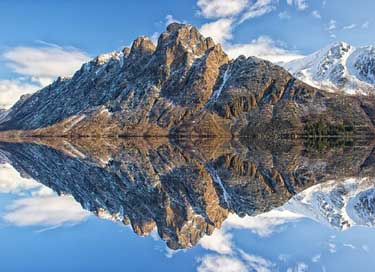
left=283, top=41, right=375, bottom=95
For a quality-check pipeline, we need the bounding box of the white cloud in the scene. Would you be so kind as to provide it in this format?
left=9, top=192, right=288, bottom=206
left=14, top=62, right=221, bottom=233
left=362, top=245, right=369, bottom=252
left=326, top=19, right=337, bottom=31
left=3, top=45, right=90, bottom=86
left=165, top=14, right=181, bottom=26
left=199, top=229, right=233, bottom=254
left=3, top=194, right=90, bottom=226
left=343, top=243, right=356, bottom=249
left=312, top=10, right=321, bottom=19
left=225, top=36, right=304, bottom=63
left=287, top=0, right=309, bottom=11
left=0, top=163, right=41, bottom=193
left=0, top=80, right=40, bottom=109
left=311, top=254, right=321, bottom=262
left=239, top=0, right=278, bottom=23
left=342, top=24, right=356, bottom=30
left=361, top=21, right=369, bottom=29
left=0, top=44, right=90, bottom=109
left=328, top=242, right=337, bottom=253
left=197, top=0, right=248, bottom=18
left=279, top=11, right=291, bottom=20
left=199, top=18, right=234, bottom=44
left=197, top=255, right=247, bottom=272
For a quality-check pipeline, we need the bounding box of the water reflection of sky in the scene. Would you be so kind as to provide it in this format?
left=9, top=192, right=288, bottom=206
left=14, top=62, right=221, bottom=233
left=0, top=163, right=374, bottom=272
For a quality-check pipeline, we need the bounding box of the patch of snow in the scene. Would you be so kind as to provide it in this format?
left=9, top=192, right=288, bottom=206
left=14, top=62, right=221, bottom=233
left=283, top=41, right=375, bottom=95
left=207, top=67, right=231, bottom=105
left=63, top=114, right=87, bottom=132
left=62, top=141, right=86, bottom=159
left=207, top=165, right=230, bottom=206
left=282, top=178, right=375, bottom=230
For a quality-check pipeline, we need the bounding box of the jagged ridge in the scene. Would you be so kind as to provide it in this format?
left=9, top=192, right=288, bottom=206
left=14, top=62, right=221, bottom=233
left=0, top=25, right=375, bottom=138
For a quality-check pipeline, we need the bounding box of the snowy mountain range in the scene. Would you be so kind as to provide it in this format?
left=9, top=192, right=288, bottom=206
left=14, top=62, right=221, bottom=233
left=283, top=42, right=375, bottom=95
left=284, top=178, right=375, bottom=230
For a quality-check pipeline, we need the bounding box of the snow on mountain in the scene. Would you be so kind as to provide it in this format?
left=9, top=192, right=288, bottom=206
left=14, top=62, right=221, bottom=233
left=0, top=108, right=9, bottom=124
left=282, top=178, right=375, bottom=230
left=283, top=42, right=375, bottom=95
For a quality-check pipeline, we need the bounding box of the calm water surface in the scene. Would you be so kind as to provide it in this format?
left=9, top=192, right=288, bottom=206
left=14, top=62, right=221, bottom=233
left=0, top=137, right=374, bottom=272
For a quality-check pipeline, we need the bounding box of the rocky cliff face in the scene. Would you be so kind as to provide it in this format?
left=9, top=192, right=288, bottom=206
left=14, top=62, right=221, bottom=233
left=1, top=24, right=374, bottom=138
left=1, top=137, right=375, bottom=249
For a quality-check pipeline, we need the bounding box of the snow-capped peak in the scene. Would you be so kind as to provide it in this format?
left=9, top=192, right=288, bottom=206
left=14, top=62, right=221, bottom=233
left=94, top=51, right=124, bottom=65
left=282, top=178, right=375, bottom=230
left=283, top=41, right=375, bottom=95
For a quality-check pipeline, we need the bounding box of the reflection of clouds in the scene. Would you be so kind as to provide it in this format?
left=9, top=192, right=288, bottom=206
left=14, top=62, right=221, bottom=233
left=223, top=210, right=303, bottom=237
left=197, top=252, right=275, bottom=272
left=0, top=163, right=41, bottom=194
left=197, top=255, right=247, bottom=272
left=196, top=178, right=375, bottom=272
left=362, top=245, right=370, bottom=252
left=3, top=194, right=90, bottom=226
left=196, top=209, right=301, bottom=271
left=328, top=243, right=337, bottom=253
left=197, top=212, right=281, bottom=272
left=240, top=250, right=275, bottom=272
left=199, top=229, right=233, bottom=254
left=311, top=254, right=321, bottom=262
left=0, top=163, right=90, bottom=227
left=343, top=243, right=355, bottom=249
left=286, top=262, right=308, bottom=272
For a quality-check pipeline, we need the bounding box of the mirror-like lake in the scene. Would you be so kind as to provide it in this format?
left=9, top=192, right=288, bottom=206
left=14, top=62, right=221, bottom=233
left=0, top=137, right=375, bottom=271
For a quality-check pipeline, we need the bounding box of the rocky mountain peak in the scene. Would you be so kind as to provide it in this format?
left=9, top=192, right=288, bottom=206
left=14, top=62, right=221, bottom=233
left=156, top=23, right=217, bottom=63
left=122, top=47, right=131, bottom=57
left=130, top=36, right=156, bottom=57
left=328, top=41, right=352, bottom=55
left=92, top=51, right=124, bottom=66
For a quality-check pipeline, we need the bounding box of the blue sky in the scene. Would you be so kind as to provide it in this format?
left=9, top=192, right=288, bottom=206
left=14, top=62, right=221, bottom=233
left=0, top=0, right=374, bottom=108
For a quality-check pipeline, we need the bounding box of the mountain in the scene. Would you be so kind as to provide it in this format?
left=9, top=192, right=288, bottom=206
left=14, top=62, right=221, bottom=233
left=283, top=41, right=375, bottom=95
left=0, top=24, right=375, bottom=138
left=1, top=137, right=375, bottom=248
left=284, top=178, right=375, bottom=230
left=0, top=108, right=7, bottom=122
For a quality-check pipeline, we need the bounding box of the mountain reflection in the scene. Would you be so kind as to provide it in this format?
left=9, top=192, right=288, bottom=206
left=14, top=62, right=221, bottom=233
left=0, top=137, right=374, bottom=249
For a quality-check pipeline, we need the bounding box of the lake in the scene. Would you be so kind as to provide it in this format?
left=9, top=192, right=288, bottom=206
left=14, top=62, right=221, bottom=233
left=0, top=137, right=374, bottom=271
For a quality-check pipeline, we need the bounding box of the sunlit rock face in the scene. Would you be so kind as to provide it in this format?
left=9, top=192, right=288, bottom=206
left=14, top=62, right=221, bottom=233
left=1, top=137, right=375, bottom=249
left=1, top=24, right=375, bottom=138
